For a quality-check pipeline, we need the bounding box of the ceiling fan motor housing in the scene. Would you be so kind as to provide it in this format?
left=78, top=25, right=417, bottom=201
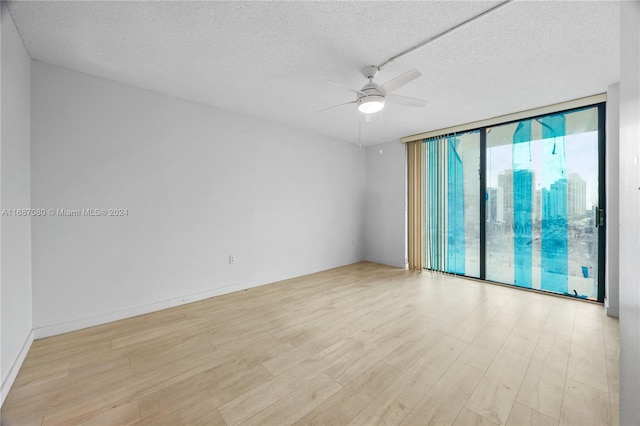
left=359, top=83, right=384, bottom=98
left=357, top=77, right=386, bottom=113
left=357, top=86, right=385, bottom=113
left=361, top=65, right=380, bottom=81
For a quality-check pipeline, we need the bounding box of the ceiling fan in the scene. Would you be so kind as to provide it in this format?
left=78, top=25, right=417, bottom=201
left=317, top=1, right=513, bottom=119
left=319, top=65, right=426, bottom=115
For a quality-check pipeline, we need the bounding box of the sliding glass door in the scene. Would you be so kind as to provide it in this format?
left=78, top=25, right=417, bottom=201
left=485, top=106, right=601, bottom=299
left=422, top=103, right=604, bottom=301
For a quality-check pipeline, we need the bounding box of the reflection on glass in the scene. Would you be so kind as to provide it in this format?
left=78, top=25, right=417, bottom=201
left=422, top=131, right=480, bottom=278
left=485, top=106, right=599, bottom=299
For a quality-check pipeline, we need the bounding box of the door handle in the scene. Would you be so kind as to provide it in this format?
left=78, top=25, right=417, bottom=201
left=595, top=208, right=605, bottom=228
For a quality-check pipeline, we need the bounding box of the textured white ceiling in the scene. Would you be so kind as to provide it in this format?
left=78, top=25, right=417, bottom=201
left=7, top=0, right=620, bottom=146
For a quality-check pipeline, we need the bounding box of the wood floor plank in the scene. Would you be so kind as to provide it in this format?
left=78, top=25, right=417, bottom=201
left=137, top=362, right=273, bottom=422
left=448, top=296, right=510, bottom=343
left=293, top=361, right=401, bottom=426
left=112, top=317, right=223, bottom=350
left=262, top=331, right=347, bottom=376
left=141, top=402, right=226, bottom=426
left=506, top=401, right=558, bottom=426
left=42, top=399, right=139, bottom=426
left=218, top=351, right=346, bottom=426
left=348, top=335, right=468, bottom=425
left=241, top=373, right=341, bottom=426
left=515, top=303, right=575, bottom=420
left=565, top=307, right=609, bottom=395
left=400, top=361, right=484, bottom=426
left=454, top=408, right=499, bottom=426
left=324, top=321, right=424, bottom=386
left=28, top=357, right=133, bottom=410
left=382, top=323, right=445, bottom=373
left=458, top=295, right=530, bottom=371
left=566, top=338, right=609, bottom=393
left=559, top=379, right=612, bottom=426
left=5, top=358, right=138, bottom=423
left=465, top=317, right=543, bottom=425
left=78, top=401, right=141, bottom=426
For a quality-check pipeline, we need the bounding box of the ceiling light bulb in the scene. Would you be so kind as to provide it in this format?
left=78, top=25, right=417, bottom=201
left=358, top=96, right=385, bottom=114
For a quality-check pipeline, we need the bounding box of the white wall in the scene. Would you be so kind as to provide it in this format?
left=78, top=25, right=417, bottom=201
left=619, top=2, right=640, bottom=425
left=1, top=2, right=3, bottom=411
left=31, top=61, right=365, bottom=335
left=363, top=141, right=406, bottom=268
left=0, top=2, right=33, bottom=405
left=606, top=83, right=620, bottom=318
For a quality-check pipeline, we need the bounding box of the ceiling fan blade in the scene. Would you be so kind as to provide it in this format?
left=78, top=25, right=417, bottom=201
left=327, top=81, right=367, bottom=97
left=386, top=93, right=426, bottom=108
left=380, top=69, right=422, bottom=94
left=317, top=100, right=357, bottom=113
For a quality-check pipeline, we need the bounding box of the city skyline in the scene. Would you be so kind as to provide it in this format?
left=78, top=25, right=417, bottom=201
left=487, top=170, right=588, bottom=223
left=486, top=131, right=599, bottom=210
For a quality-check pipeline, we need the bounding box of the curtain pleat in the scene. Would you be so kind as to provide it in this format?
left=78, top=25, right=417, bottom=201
left=424, top=134, right=464, bottom=274
left=407, top=141, right=423, bottom=270
left=424, top=136, right=448, bottom=272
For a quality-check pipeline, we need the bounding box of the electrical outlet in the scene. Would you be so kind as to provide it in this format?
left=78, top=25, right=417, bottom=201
left=229, top=255, right=235, bottom=264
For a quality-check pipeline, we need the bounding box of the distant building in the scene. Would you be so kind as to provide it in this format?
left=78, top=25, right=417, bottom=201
left=542, top=178, right=568, bottom=219
left=486, top=187, right=504, bottom=222
left=498, top=169, right=537, bottom=223
left=567, top=173, right=587, bottom=217
left=498, top=170, right=513, bottom=217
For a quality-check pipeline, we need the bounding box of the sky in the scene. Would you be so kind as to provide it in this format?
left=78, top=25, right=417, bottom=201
left=486, top=131, right=599, bottom=209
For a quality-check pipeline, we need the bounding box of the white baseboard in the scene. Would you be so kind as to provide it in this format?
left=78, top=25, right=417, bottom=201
left=605, top=295, right=620, bottom=318
left=606, top=306, right=619, bottom=318
left=33, top=257, right=363, bottom=339
left=1, top=330, right=34, bottom=407
left=364, top=257, right=407, bottom=269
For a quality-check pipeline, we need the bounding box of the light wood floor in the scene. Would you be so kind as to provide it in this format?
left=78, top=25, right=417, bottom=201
left=2, top=262, right=619, bottom=425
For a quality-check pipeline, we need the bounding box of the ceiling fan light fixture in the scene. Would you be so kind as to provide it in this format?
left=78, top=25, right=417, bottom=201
left=358, top=96, right=385, bottom=114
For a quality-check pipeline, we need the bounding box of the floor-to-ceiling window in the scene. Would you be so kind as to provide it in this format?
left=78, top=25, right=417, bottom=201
left=421, top=102, right=605, bottom=301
